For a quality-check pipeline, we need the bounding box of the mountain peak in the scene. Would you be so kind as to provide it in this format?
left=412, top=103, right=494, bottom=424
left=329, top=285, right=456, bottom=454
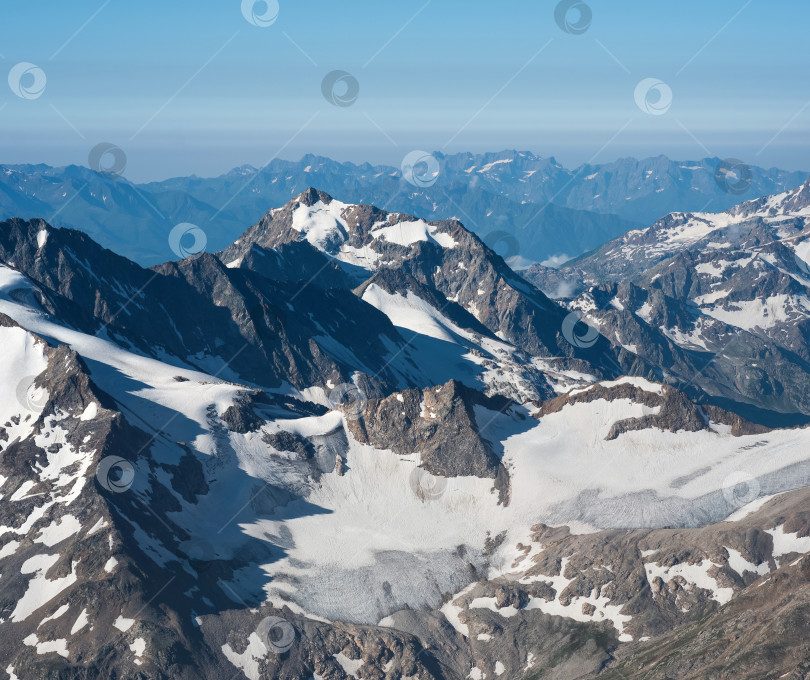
left=221, top=188, right=456, bottom=271
left=294, top=186, right=336, bottom=207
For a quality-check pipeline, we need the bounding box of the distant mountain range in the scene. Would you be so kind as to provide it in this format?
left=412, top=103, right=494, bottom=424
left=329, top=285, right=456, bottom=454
left=1, top=152, right=805, bottom=267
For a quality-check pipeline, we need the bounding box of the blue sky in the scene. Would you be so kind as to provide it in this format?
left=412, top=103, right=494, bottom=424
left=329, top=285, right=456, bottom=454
left=1, top=0, right=808, bottom=181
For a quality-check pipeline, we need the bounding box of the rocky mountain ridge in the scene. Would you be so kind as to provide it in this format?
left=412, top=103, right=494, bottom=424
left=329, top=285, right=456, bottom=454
left=526, top=178, right=810, bottom=426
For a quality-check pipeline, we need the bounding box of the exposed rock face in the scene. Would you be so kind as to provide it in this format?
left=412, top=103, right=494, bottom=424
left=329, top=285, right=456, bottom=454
left=527, top=180, right=810, bottom=286
left=0, top=192, right=649, bottom=413
left=235, top=239, right=352, bottom=289
left=439, top=488, right=810, bottom=680
left=347, top=379, right=509, bottom=479
left=595, top=500, right=810, bottom=679
left=220, top=391, right=268, bottom=434
left=0, top=316, right=446, bottom=679
left=0, top=317, right=170, bottom=677
left=263, top=430, right=315, bottom=459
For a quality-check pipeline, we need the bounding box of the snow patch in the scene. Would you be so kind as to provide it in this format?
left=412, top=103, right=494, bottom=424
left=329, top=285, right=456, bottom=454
left=334, top=653, right=364, bottom=677
left=221, top=632, right=267, bottom=680
left=724, top=547, right=769, bottom=577
left=79, top=402, right=98, bottom=421
left=23, top=633, right=68, bottom=658
left=70, top=608, right=89, bottom=634
left=38, top=603, right=70, bottom=628
left=11, top=554, right=78, bottom=623
left=371, top=219, right=457, bottom=249
left=766, top=525, right=810, bottom=565
left=645, top=559, right=733, bottom=604
left=34, top=515, right=82, bottom=547
left=113, top=615, right=135, bottom=632
left=130, top=637, right=146, bottom=665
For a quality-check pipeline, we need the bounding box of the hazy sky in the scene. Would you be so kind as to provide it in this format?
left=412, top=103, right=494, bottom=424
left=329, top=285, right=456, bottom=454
left=2, top=0, right=808, bottom=181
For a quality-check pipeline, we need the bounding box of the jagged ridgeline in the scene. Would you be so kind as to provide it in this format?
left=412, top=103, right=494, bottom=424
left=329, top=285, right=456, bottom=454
left=1, top=152, right=806, bottom=266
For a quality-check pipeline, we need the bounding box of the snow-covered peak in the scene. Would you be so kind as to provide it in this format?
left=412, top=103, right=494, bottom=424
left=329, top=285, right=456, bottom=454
left=563, top=177, right=810, bottom=286
left=221, top=188, right=464, bottom=279
left=648, top=178, right=810, bottom=246
left=290, top=198, right=350, bottom=253
left=288, top=195, right=459, bottom=262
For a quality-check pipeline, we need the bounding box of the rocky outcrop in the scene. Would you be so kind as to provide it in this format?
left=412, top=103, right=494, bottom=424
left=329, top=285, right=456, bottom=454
left=439, top=487, right=810, bottom=679
left=347, top=379, right=508, bottom=480
left=535, top=380, right=768, bottom=440
left=220, top=391, right=266, bottom=433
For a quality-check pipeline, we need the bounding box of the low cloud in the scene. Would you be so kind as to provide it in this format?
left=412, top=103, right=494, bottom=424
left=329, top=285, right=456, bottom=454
left=540, top=253, right=573, bottom=268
